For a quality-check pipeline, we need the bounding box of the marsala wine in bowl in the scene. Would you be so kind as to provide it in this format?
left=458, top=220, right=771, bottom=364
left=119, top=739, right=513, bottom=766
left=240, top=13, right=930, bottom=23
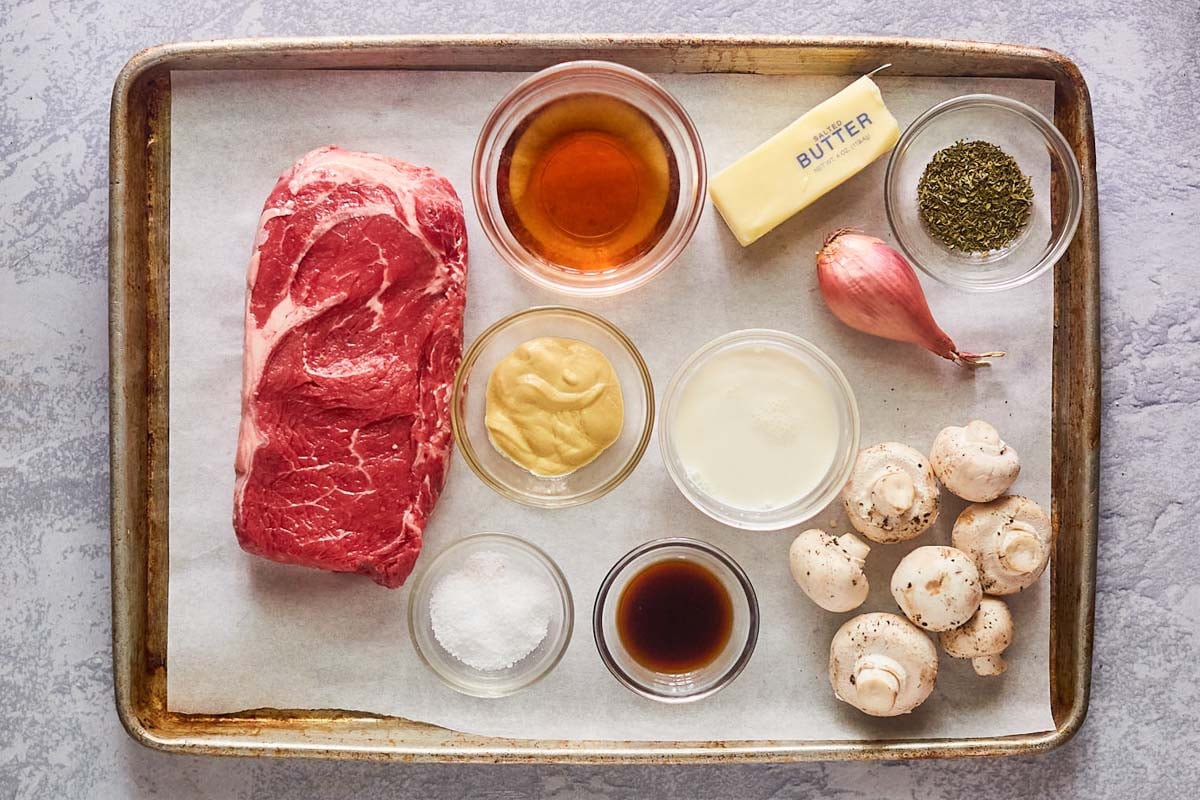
left=497, top=92, right=680, bottom=273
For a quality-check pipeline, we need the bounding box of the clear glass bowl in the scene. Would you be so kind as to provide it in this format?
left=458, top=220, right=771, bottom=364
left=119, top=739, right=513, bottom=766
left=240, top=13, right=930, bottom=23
left=884, top=93, right=1082, bottom=292
left=451, top=306, right=654, bottom=508
left=593, top=538, right=758, bottom=702
left=408, top=533, right=573, bottom=698
left=472, top=60, right=706, bottom=297
left=659, top=330, right=860, bottom=531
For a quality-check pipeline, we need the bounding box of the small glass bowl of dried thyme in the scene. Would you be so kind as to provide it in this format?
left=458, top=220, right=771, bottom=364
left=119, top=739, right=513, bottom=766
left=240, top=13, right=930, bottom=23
left=884, top=94, right=1082, bottom=292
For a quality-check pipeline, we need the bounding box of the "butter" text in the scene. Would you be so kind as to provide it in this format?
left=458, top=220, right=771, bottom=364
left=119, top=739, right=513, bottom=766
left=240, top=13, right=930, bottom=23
left=795, top=113, right=875, bottom=169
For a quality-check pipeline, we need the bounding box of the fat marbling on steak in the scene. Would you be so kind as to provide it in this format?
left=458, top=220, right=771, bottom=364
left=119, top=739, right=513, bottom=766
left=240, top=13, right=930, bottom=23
left=233, top=146, right=467, bottom=588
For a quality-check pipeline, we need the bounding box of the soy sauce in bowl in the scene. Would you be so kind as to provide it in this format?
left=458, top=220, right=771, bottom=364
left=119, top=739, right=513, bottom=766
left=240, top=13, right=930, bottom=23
left=497, top=92, right=680, bottom=273
left=593, top=538, right=757, bottom=702
left=616, top=559, right=733, bottom=673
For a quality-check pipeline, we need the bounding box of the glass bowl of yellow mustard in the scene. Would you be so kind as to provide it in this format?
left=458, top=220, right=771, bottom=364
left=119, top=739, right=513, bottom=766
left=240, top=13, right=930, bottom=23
left=451, top=306, right=655, bottom=508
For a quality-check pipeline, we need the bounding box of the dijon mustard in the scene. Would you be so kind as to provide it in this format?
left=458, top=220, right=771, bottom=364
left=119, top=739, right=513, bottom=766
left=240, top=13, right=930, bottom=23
left=485, top=337, right=624, bottom=477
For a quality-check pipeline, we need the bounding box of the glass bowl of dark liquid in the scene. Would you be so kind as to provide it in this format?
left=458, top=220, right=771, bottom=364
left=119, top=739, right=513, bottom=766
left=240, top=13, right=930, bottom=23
left=593, top=538, right=759, bottom=702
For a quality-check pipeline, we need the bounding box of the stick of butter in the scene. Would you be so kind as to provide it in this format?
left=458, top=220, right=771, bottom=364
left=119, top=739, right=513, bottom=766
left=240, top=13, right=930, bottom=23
left=708, top=76, right=900, bottom=246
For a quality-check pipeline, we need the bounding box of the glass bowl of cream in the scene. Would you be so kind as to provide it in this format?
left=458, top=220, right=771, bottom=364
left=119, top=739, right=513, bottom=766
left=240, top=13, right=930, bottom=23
left=659, top=330, right=860, bottom=531
left=452, top=306, right=654, bottom=508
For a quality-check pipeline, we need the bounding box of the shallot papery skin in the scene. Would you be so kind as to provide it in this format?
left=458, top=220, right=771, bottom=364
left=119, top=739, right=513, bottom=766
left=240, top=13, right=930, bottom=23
left=816, top=230, right=1003, bottom=367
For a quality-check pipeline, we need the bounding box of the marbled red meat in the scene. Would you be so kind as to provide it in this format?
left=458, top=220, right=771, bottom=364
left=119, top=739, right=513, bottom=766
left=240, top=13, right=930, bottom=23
left=233, top=146, right=467, bottom=588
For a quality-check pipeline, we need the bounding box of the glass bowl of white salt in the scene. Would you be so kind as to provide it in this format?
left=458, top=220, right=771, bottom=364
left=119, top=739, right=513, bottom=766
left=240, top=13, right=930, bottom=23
left=408, top=533, right=573, bottom=697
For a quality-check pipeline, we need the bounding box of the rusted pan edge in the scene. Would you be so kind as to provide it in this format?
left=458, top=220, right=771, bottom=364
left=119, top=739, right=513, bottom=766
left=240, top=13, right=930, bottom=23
left=110, top=34, right=1099, bottom=762
left=111, top=33, right=1086, bottom=76
left=1046, top=43, right=1099, bottom=752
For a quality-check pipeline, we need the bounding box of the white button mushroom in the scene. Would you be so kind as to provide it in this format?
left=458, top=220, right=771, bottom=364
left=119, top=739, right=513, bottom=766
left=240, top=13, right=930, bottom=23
left=930, top=420, right=1020, bottom=502
left=828, top=612, right=938, bottom=717
left=788, top=529, right=871, bottom=612
left=939, top=596, right=1014, bottom=676
left=841, top=443, right=939, bottom=544
left=952, top=495, right=1053, bottom=595
left=890, top=545, right=983, bottom=631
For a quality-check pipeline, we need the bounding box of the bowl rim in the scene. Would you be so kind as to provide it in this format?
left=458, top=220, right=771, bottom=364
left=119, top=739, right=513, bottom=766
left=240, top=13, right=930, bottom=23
left=451, top=305, right=655, bottom=508
left=658, top=329, right=861, bottom=531
left=407, top=532, right=575, bottom=698
left=592, top=537, right=760, bottom=703
left=884, top=92, right=1083, bottom=293
left=471, top=59, right=707, bottom=298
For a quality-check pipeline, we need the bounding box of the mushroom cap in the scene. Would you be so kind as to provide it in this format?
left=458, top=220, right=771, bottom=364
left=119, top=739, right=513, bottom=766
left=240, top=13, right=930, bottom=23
left=789, top=529, right=870, bottom=613
left=930, top=421, right=1020, bottom=503
left=940, top=596, right=1014, bottom=661
left=890, top=546, right=983, bottom=631
left=828, top=612, right=938, bottom=717
left=841, top=442, right=940, bottom=544
left=952, top=495, right=1052, bottom=595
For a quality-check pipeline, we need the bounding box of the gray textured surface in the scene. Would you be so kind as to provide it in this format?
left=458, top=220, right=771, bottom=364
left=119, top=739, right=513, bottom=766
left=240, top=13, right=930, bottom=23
left=1, top=0, right=1198, bottom=797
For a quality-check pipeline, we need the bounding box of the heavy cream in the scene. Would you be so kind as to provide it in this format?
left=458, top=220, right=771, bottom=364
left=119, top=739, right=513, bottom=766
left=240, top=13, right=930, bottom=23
left=670, top=344, right=840, bottom=511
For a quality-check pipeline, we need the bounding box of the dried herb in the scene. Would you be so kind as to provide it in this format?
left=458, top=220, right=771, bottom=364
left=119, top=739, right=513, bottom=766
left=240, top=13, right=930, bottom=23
left=917, top=140, right=1033, bottom=252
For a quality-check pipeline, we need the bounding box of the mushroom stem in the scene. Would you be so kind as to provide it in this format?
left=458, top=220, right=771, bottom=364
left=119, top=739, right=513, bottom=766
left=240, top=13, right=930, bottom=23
left=930, top=421, right=1020, bottom=503
left=837, top=533, right=871, bottom=561
left=872, top=471, right=915, bottom=516
left=954, top=497, right=1052, bottom=595
left=831, top=613, right=938, bottom=716
left=843, top=443, right=940, bottom=543
left=972, top=654, right=1008, bottom=676
left=999, top=524, right=1046, bottom=575
left=789, top=529, right=871, bottom=612
left=853, top=655, right=906, bottom=715
left=939, top=597, right=1014, bottom=678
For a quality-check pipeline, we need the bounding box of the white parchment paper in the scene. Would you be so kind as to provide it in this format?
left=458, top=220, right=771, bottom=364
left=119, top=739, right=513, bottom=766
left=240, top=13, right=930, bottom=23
left=168, top=69, right=1056, bottom=741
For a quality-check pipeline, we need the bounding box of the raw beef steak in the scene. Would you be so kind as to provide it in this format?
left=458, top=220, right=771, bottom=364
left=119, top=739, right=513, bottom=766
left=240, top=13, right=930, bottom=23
left=233, top=146, right=467, bottom=588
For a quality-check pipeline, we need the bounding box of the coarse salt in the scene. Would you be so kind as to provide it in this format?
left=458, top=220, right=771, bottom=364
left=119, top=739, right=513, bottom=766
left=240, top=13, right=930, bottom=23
left=429, top=550, right=555, bottom=672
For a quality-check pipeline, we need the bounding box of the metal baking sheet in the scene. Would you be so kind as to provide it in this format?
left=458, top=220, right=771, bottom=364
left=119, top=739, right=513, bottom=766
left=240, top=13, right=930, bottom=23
left=109, top=35, right=1099, bottom=762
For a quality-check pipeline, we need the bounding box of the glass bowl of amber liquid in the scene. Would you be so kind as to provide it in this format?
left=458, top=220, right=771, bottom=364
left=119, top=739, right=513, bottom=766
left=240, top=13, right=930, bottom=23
left=885, top=94, right=1082, bottom=292
left=473, top=61, right=706, bottom=297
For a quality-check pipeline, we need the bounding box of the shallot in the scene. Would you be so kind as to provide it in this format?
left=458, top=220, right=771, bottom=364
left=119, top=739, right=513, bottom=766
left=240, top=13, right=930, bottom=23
left=816, top=229, right=1003, bottom=367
